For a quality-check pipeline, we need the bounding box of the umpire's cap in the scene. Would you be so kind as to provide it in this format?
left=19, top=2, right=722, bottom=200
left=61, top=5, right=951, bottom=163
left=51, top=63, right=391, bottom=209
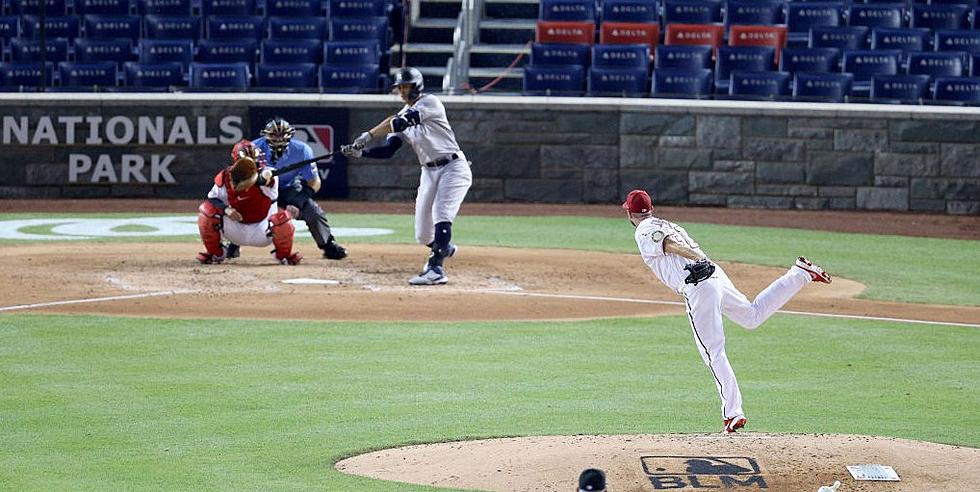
left=622, top=189, right=653, bottom=213
left=578, top=468, right=606, bottom=492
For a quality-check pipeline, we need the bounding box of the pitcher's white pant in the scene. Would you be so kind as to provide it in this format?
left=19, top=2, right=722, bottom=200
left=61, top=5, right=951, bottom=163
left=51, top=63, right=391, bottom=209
left=415, top=157, right=472, bottom=245
left=222, top=205, right=277, bottom=248
left=681, top=265, right=811, bottom=420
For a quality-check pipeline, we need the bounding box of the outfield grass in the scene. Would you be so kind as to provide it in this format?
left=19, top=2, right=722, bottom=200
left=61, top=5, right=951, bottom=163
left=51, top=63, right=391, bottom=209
left=1, top=213, right=978, bottom=306
left=1, top=313, right=978, bottom=491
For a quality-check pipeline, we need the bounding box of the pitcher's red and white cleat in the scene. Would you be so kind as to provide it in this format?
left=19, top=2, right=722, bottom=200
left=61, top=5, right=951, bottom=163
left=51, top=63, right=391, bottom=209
left=723, top=416, right=747, bottom=433
left=795, top=256, right=832, bottom=284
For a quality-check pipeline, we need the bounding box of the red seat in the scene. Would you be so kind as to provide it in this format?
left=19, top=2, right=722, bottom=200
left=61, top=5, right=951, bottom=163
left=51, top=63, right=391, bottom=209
left=729, top=25, right=786, bottom=64
left=599, top=21, right=660, bottom=51
left=536, top=20, right=596, bottom=45
left=665, top=23, right=724, bottom=54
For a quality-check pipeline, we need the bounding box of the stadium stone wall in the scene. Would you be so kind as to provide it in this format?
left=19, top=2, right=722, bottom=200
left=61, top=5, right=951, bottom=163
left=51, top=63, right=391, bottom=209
left=1, top=95, right=978, bottom=214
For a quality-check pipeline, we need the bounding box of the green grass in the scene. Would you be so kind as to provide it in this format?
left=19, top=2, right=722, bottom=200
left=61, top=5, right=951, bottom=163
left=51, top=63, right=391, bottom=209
left=1, top=313, right=978, bottom=491
left=7, top=212, right=975, bottom=306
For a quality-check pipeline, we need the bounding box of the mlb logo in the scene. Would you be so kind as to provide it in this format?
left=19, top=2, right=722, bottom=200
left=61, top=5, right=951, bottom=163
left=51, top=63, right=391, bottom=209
left=293, top=124, right=335, bottom=156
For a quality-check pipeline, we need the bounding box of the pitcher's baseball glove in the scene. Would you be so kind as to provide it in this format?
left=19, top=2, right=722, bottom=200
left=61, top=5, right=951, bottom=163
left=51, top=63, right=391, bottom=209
left=684, top=259, right=715, bottom=285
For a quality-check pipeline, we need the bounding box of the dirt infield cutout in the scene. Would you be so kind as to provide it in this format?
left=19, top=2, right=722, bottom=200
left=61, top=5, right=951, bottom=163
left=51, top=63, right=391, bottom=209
left=336, top=433, right=980, bottom=491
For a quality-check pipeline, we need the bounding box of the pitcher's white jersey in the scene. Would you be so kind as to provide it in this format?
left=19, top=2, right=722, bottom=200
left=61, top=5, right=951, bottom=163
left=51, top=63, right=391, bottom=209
left=394, top=94, right=461, bottom=165
left=634, top=216, right=706, bottom=294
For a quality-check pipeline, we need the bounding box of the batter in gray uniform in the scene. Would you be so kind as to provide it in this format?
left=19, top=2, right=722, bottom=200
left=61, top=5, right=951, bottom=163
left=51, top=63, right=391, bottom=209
left=342, top=67, right=473, bottom=285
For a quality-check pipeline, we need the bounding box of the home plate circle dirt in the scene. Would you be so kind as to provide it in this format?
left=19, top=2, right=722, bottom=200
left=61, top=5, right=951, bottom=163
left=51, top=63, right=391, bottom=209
left=336, top=433, right=980, bottom=491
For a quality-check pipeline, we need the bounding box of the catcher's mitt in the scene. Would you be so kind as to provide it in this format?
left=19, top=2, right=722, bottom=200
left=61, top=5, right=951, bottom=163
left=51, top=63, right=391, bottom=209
left=684, top=259, right=715, bottom=285
left=229, top=156, right=258, bottom=193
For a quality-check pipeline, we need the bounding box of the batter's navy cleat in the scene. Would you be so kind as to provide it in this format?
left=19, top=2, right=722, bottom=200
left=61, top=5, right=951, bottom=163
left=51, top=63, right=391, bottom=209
left=196, top=252, right=225, bottom=264
left=723, top=416, right=747, bottom=433
left=795, top=256, right=832, bottom=284
left=409, top=265, right=448, bottom=285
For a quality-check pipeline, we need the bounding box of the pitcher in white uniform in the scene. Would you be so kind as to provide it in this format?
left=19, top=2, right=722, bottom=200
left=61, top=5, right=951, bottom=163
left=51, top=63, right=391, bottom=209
left=342, top=67, right=472, bottom=285
left=623, top=189, right=833, bottom=433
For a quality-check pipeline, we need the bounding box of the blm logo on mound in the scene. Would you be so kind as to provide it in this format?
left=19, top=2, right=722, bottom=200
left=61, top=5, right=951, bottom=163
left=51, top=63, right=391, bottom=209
left=641, top=456, right=768, bottom=489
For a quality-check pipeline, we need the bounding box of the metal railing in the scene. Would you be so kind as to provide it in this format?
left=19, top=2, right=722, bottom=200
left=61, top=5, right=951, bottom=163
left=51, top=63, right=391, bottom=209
left=443, top=0, right=481, bottom=93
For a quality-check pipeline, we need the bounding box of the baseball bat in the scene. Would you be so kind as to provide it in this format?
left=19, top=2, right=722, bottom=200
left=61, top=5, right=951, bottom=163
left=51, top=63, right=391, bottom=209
left=269, top=151, right=336, bottom=177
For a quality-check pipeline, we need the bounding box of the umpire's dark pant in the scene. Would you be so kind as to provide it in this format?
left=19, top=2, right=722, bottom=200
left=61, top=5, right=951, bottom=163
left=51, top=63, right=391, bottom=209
left=278, top=186, right=333, bottom=250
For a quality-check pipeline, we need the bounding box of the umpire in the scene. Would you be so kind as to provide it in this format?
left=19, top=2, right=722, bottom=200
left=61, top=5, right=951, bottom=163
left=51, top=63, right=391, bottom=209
left=229, top=117, right=347, bottom=260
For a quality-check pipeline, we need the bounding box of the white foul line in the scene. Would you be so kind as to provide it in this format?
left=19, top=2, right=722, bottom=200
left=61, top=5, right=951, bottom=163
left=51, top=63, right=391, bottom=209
left=0, top=290, right=197, bottom=312
left=487, top=290, right=980, bottom=329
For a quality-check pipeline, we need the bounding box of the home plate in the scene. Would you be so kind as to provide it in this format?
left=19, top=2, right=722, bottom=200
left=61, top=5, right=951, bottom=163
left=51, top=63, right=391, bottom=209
left=281, top=278, right=341, bottom=285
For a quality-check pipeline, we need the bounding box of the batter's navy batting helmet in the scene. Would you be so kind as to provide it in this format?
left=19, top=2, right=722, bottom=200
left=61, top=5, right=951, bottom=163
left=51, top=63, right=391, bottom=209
left=261, top=117, right=295, bottom=160
left=622, top=189, right=653, bottom=213
left=393, top=67, right=424, bottom=99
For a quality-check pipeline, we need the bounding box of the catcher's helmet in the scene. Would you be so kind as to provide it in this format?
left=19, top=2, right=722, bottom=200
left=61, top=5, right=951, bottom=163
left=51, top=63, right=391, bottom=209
left=261, top=117, right=295, bottom=160
left=393, top=67, right=424, bottom=99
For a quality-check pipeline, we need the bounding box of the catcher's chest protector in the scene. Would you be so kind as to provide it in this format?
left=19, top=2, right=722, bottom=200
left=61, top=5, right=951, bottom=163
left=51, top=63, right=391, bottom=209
left=221, top=170, right=273, bottom=224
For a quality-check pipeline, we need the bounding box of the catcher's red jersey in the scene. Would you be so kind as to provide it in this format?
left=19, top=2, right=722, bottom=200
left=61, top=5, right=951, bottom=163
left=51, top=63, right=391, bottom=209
left=214, top=168, right=275, bottom=224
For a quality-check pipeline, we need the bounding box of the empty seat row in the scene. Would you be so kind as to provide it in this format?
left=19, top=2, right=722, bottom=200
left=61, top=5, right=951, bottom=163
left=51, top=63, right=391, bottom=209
left=2, top=38, right=381, bottom=66
left=4, top=0, right=389, bottom=17
left=0, top=60, right=385, bottom=90
left=0, top=15, right=390, bottom=45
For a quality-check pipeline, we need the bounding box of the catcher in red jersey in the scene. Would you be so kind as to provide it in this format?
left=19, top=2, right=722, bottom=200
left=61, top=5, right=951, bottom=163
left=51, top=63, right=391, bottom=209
left=196, top=140, right=302, bottom=265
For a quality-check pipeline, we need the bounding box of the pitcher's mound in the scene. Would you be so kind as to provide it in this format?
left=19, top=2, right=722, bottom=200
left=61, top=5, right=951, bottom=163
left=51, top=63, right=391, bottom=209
left=336, top=433, right=980, bottom=491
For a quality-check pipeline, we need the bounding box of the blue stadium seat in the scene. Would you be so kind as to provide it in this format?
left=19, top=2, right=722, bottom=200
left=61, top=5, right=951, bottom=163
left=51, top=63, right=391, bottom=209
left=268, top=16, right=327, bottom=39
left=715, top=45, right=775, bottom=93
left=323, top=40, right=379, bottom=65
left=265, top=0, right=321, bottom=16
left=973, top=52, right=980, bottom=76
left=123, top=61, right=185, bottom=87
left=846, top=3, right=905, bottom=30
left=190, top=61, right=249, bottom=89
left=144, top=15, right=201, bottom=39
left=200, top=0, right=255, bottom=16
left=655, top=45, right=713, bottom=69
left=320, top=64, right=381, bottom=92
left=974, top=6, right=980, bottom=30
left=934, top=76, right=980, bottom=102
left=539, top=0, right=596, bottom=21
left=262, top=38, right=321, bottom=63
left=592, top=44, right=649, bottom=68
left=10, top=38, right=69, bottom=62
left=58, top=61, right=118, bottom=87
left=75, top=38, right=133, bottom=65
left=810, top=25, right=869, bottom=50
left=0, top=61, right=53, bottom=87
left=908, top=51, right=966, bottom=77
left=83, top=15, right=140, bottom=40
left=601, top=0, right=659, bottom=23
left=725, top=0, right=783, bottom=27
left=530, top=42, right=590, bottom=67
left=651, top=68, right=713, bottom=97
left=934, top=30, right=980, bottom=54
left=196, top=38, right=258, bottom=63
left=256, top=62, right=317, bottom=88
left=843, top=49, right=901, bottom=94
left=787, top=2, right=845, bottom=45
left=779, top=47, right=840, bottom=72
left=139, top=39, right=194, bottom=67
left=137, top=0, right=192, bottom=14
left=587, top=66, right=647, bottom=95
left=9, top=0, right=65, bottom=15
left=871, top=27, right=928, bottom=53
left=20, top=15, right=79, bottom=40
left=870, top=74, right=930, bottom=103
left=793, top=71, right=853, bottom=101
left=663, top=0, right=723, bottom=24
left=329, top=17, right=389, bottom=48
left=328, top=0, right=386, bottom=18
left=910, top=4, right=969, bottom=30
left=0, top=17, right=17, bottom=42
left=523, top=65, right=586, bottom=95
left=207, top=16, right=265, bottom=40
left=931, top=0, right=978, bottom=6
left=729, top=70, right=791, bottom=98
left=74, top=0, right=130, bottom=15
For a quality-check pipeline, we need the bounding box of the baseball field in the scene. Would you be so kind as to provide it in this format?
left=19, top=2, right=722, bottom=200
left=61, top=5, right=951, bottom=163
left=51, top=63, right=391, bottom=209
left=1, top=201, right=978, bottom=491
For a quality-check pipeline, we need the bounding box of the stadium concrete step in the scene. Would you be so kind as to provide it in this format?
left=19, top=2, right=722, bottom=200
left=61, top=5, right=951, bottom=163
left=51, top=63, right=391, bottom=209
left=408, top=17, right=458, bottom=44
left=419, top=0, right=463, bottom=19
left=479, top=19, right=535, bottom=44
left=484, top=0, right=539, bottom=20
left=468, top=66, right=524, bottom=92
left=391, top=42, right=455, bottom=69
left=469, top=43, right=530, bottom=68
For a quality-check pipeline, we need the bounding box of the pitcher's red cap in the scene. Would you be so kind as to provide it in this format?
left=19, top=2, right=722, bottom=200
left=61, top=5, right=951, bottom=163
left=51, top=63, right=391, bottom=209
left=622, top=189, right=653, bottom=213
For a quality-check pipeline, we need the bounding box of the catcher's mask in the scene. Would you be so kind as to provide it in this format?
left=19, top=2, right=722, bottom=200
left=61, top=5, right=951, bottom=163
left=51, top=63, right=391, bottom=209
left=229, top=157, right=258, bottom=193
left=393, top=67, right=424, bottom=101
left=230, top=139, right=265, bottom=165
left=261, top=117, right=295, bottom=161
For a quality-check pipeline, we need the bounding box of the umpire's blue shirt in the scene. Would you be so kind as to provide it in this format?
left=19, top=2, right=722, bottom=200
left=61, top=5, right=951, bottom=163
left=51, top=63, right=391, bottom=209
left=252, top=137, right=316, bottom=189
